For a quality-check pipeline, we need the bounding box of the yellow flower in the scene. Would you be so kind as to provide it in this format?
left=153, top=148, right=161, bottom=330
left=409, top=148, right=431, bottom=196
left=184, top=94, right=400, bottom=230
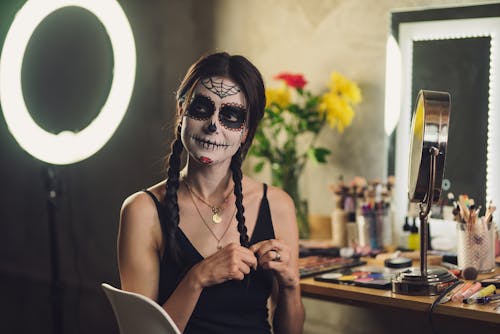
left=317, top=72, right=361, bottom=133
left=265, top=84, right=291, bottom=109
left=318, top=92, right=355, bottom=133
left=328, top=72, right=362, bottom=104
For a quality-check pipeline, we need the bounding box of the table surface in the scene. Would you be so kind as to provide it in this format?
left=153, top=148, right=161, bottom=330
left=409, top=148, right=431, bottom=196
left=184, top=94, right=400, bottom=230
left=300, top=266, right=500, bottom=324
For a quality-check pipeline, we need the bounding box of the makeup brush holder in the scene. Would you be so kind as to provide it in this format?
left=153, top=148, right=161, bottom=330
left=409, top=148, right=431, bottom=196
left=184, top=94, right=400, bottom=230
left=362, top=207, right=391, bottom=250
left=457, top=219, right=495, bottom=273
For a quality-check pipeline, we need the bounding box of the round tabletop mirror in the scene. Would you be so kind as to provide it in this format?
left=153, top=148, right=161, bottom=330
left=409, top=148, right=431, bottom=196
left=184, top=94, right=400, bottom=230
left=392, top=90, right=456, bottom=296
left=408, top=90, right=450, bottom=203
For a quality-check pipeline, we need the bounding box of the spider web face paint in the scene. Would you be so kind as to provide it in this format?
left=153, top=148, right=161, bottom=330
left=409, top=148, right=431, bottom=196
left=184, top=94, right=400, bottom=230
left=201, top=78, right=241, bottom=99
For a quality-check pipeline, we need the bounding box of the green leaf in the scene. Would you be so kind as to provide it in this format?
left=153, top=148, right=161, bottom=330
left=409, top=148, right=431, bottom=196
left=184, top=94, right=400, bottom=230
left=253, top=161, right=265, bottom=173
left=306, top=96, right=320, bottom=109
left=307, top=147, right=331, bottom=164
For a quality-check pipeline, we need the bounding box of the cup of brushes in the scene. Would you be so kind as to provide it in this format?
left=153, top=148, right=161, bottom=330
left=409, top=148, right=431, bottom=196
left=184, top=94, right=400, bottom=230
left=453, top=194, right=496, bottom=273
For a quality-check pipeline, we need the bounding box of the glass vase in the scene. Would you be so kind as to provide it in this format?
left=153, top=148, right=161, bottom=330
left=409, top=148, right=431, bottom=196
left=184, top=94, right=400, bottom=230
left=271, top=163, right=310, bottom=239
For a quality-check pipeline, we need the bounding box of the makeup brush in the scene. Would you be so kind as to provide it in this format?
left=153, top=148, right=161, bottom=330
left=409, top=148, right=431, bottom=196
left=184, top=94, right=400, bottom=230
left=485, top=201, right=496, bottom=223
left=458, top=195, right=471, bottom=220
left=447, top=192, right=455, bottom=206
left=462, top=266, right=478, bottom=280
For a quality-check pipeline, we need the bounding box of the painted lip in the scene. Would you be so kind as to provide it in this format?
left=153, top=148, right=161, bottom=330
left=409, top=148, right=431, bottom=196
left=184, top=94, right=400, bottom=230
left=199, top=156, right=213, bottom=164
left=192, top=135, right=230, bottom=150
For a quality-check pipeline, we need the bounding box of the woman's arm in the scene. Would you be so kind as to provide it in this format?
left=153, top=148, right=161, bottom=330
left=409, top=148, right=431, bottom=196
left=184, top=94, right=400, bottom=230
left=118, top=192, right=257, bottom=332
left=118, top=192, right=202, bottom=332
left=250, top=187, right=305, bottom=334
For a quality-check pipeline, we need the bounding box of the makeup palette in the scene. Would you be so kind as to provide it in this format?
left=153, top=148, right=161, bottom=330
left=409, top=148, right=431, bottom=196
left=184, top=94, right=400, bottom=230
left=298, top=256, right=366, bottom=278
left=314, top=270, right=393, bottom=289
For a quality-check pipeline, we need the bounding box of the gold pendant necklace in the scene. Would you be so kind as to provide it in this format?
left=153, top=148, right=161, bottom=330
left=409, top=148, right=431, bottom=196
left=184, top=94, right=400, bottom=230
left=186, top=183, right=236, bottom=250
left=212, top=211, right=222, bottom=224
left=185, top=181, right=233, bottom=224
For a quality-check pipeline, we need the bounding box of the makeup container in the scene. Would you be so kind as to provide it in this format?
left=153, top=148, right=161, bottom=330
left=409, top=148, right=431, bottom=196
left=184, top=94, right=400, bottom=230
left=399, top=216, right=411, bottom=249
left=407, top=217, right=420, bottom=250
left=357, top=213, right=369, bottom=248
left=384, top=257, right=412, bottom=269
left=457, top=219, right=496, bottom=273
left=476, top=293, right=500, bottom=304
left=363, top=208, right=378, bottom=250
left=381, top=204, right=393, bottom=249
left=345, top=196, right=358, bottom=247
left=331, top=195, right=347, bottom=247
left=463, top=284, right=496, bottom=304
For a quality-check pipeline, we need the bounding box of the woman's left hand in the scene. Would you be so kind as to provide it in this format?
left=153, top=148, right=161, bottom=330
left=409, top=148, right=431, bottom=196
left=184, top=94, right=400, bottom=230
left=249, top=239, right=299, bottom=288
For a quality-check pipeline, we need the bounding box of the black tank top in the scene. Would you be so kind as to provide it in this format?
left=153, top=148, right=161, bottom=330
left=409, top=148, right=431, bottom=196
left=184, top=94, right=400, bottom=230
left=143, top=184, right=274, bottom=334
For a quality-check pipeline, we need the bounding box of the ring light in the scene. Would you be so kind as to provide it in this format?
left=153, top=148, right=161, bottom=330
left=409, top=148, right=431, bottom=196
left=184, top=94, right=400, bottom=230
left=0, top=0, right=136, bottom=165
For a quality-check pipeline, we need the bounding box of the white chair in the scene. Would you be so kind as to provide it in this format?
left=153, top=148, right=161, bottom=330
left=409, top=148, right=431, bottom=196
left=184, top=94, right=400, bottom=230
left=101, top=283, right=181, bottom=334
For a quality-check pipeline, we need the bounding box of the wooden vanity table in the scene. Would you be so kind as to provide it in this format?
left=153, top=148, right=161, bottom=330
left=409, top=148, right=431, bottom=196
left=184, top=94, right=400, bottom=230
left=300, top=266, right=500, bottom=333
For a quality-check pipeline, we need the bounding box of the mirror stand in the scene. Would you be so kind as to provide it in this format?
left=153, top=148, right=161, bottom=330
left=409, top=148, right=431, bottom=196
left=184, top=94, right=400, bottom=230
left=392, top=147, right=456, bottom=295
left=392, top=90, right=457, bottom=295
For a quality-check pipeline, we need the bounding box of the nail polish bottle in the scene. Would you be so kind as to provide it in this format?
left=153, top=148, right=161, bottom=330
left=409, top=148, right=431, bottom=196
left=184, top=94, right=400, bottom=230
left=408, top=217, right=420, bottom=250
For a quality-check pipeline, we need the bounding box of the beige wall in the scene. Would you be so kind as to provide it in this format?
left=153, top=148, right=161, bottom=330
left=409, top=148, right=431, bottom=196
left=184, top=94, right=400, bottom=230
left=209, top=1, right=498, bottom=333
left=211, top=0, right=496, bottom=216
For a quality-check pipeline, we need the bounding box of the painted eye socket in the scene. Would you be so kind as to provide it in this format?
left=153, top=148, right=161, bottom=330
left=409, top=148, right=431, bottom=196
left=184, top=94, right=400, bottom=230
left=186, top=95, right=215, bottom=120
left=219, top=104, right=246, bottom=129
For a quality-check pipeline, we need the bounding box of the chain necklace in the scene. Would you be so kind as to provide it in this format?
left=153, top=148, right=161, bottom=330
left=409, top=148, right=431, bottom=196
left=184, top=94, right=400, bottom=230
left=184, top=181, right=233, bottom=224
left=185, top=183, right=237, bottom=250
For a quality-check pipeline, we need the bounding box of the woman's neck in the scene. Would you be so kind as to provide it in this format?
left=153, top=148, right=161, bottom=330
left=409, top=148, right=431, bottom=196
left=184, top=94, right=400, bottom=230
left=181, top=159, right=233, bottom=200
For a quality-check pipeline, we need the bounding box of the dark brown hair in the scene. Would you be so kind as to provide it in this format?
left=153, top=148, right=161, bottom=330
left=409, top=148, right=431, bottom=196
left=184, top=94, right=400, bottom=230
left=164, top=52, right=266, bottom=263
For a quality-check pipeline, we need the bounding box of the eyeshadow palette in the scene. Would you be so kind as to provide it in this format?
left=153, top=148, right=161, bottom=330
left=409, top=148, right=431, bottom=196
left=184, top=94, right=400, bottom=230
left=480, top=274, right=500, bottom=288
left=298, top=256, right=366, bottom=278
left=314, top=270, right=393, bottom=290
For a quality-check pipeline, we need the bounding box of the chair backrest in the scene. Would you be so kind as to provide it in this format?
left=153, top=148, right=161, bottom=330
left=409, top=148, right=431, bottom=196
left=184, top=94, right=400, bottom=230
left=101, top=283, right=181, bottom=334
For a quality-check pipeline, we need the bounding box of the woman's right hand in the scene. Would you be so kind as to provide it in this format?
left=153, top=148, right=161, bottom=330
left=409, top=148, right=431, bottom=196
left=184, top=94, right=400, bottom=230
left=189, top=242, right=257, bottom=288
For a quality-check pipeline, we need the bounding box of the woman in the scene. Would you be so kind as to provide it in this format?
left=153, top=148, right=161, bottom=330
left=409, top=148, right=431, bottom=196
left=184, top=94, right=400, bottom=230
left=118, top=52, right=304, bottom=333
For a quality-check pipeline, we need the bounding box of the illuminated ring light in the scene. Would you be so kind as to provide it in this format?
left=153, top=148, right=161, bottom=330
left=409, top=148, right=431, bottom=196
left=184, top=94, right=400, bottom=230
left=0, top=0, right=136, bottom=165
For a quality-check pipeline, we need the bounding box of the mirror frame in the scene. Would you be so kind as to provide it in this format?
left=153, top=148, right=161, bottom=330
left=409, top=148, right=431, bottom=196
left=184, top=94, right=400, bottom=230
left=385, top=7, right=500, bottom=229
left=408, top=90, right=450, bottom=204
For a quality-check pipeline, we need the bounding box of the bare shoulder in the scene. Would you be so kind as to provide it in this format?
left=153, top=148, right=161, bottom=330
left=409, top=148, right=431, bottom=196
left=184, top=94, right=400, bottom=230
left=118, top=183, right=165, bottom=297
left=266, top=184, right=296, bottom=215
left=122, top=180, right=165, bottom=212
left=120, top=181, right=165, bottom=235
left=121, top=191, right=155, bottom=218
left=241, top=175, right=266, bottom=201
left=261, top=183, right=298, bottom=239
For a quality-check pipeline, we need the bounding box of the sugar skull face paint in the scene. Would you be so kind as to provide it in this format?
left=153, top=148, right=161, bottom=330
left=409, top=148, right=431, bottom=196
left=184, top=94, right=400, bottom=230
left=181, top=76, right=247, bottom=165
left=186, top=93, right=247, bottom=130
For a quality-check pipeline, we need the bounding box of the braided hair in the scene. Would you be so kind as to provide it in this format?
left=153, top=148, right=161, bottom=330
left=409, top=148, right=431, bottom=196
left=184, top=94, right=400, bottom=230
left=163, top=124, right=184, bottom=263
left=163, top=52, right=265, bottom=262
left=230, top=147, right=249, bottom=247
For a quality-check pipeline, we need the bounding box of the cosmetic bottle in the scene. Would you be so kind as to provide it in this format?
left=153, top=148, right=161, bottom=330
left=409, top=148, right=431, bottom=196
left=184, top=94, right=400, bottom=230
left=331, top=194, right=347, bottom=247
left=357, top=212, right=369, bottom=248
left=381, top=202, right=393, bottom=250
left=407, top=217, right=420, bottom=250
left=344, top=196, right=358, bottom=247
left=399, top=216, right=411, bottom=249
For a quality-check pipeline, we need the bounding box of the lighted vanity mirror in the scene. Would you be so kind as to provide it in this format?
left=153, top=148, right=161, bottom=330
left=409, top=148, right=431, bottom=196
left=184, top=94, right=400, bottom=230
left=385, top=3, right=500, bottom=229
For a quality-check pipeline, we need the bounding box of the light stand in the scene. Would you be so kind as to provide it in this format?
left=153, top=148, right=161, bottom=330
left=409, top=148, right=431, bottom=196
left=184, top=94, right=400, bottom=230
left=44, top=165, right=62, bottom=334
